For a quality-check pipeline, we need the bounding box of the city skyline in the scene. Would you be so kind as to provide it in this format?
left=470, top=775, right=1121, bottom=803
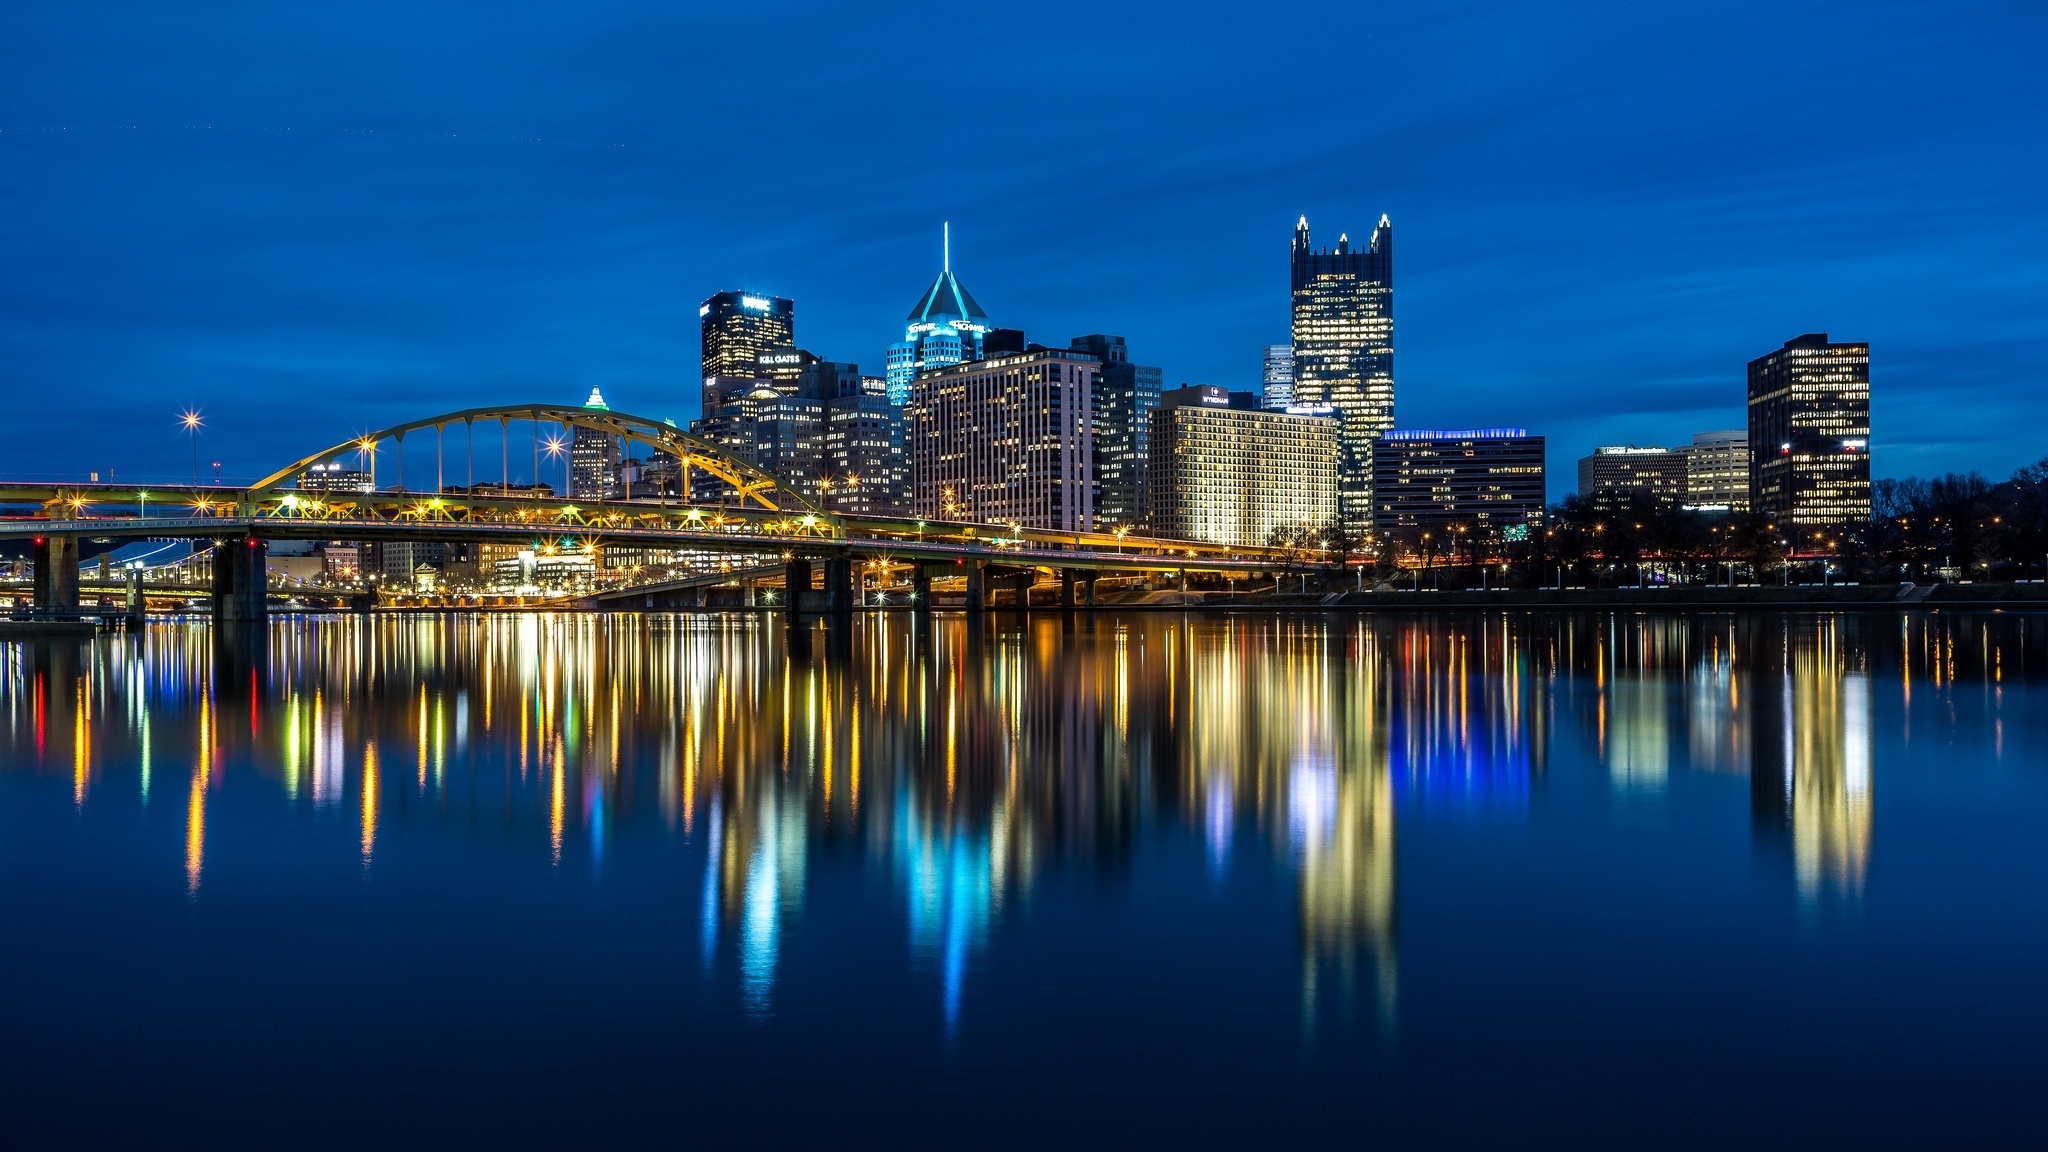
left=3, top=2, right=2042, bottom=495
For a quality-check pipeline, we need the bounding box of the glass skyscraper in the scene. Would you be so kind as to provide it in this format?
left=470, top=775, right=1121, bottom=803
left=1747, top=333, right=1871, bottom=528
left=1261, top=343, right=1294, bottom=410
left=700, top=291, right=794, bottom=385
left=1291, top=214, right=1394, bottom=534
left=886, top=225, right=991, bottom=407
left=1069, top=334, right=1161, bottom=530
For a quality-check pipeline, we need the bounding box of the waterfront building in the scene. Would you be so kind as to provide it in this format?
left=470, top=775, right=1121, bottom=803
left=1070, top=334, right=1162, bottom=531
left=823, top=372, right=908, bottom=516
left=693, top=381, right=824, bottom=499
left=1148, top=385, right=1338, bottom=548
left=570, top=387, right=621, bottom=501
left=1373, top=428, right=1546, bottom=536
left=1747, top=333, right=1871, bottom=527
left=700, top=291, right=794, bottom=384
left=909, top=346, right=1097, bottom=531
left=1262, top=343, right=1295, bottom=410
left=886, top=225, right=991, bottom=407
left=1291, top=214, right=1394, bottom=533
left=1685, top=430, right=1750, bottom=510
left=1577, top=445, right=1689, bottom=502
left=295, top=463, right=372, bottom=493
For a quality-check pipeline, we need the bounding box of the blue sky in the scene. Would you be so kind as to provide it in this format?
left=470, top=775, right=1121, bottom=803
left=2, top=0, right=2042, bottom=492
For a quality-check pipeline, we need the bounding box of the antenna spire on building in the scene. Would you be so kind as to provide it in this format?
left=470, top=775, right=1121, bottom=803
left=943, top=221, right=951, bottom=274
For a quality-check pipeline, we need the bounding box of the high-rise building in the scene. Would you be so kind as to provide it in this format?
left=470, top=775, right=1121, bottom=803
left=570, top=387, right=621, bottom=501
left=1577, top=446, right=1689, bottom=502
left=886, top=225, right=992, bottom=407
left=1262, top=344, right=1294, bottom=410
left=823, top=370, right=908, bottom=516
left=1148, top=385, right=1338, bottom=547
left=1747, top=334, right=1871, bottom=527
left=700, top=291, right=794, bottom=384
left=1684, top=430, right=1750, bottom=510
left=1373, top=429, right=1546, bottom=535
left=1070, top=334, right=1162, bottom=531
left=1291, top=214, right=1394, bottom=534
left=909, top=346, right=1097, bottom=532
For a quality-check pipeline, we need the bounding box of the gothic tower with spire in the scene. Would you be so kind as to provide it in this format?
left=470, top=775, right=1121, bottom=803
left=1290, top=213, right=1394, bottom=536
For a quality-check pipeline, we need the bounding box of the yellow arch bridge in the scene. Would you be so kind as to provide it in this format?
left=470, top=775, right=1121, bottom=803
left=2, top=402, right=1279, bottom=620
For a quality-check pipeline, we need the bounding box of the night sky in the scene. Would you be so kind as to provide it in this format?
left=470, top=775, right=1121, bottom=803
left=3, top=1, right=2042, bottom=492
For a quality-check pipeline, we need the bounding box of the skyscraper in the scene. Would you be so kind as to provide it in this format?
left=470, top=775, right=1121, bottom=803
left=1684, top=430, right=1751, bottom=510
left=1261, top=343, right=1294, bottom=410
left=1070, top=334, right=1161, bottom=530
left=1747, top=334, right=1871, bottom=527
left=1149, top=386, right=1338, bottom=547
left=570, top=387, right=620, bottom=501
left=910, top=346, right=1097, bottom=532
left=700, top=291, right=794, bottom=384
left=886, top=224, right=992, bottom=407
left=1291, top=215, right=1394, bottom=534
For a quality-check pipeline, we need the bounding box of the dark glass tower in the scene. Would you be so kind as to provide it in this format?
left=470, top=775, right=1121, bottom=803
left=1747, top=333, right=1871, bottom=529
left=700, top=291, right=795, bottom=385
left=1069, top=334, right=1161, bottom=530
left=1291, top=215, right=1393, bottom=534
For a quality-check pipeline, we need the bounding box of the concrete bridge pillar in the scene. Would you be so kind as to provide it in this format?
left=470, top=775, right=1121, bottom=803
left=824, top=557, right=854, bottom=615
left=211, top=537, right=268, bottom=626
left=1059, top=568, right=1075, bottom=608
left=1010, top=570, right=1032, bottom=609
left=783, top=558, right=813, bottom=610
left=742, top=578, right=757, bottom=608
left=1084, top=573, right=1098, bottom=608
left=125, top=566, right=145, bottom=627
left=31, top=534, right=80, bottom=612
left=911, top=564, right=932, bottom=613
left=964, top=561, right=986, bottom=613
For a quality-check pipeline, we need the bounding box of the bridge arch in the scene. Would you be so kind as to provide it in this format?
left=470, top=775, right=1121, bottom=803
left=247, top=403, right=824, bottom=518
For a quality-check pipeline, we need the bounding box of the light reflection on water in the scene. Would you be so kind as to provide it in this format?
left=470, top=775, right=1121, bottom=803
left=1, top=609, right=2043, bottom=1142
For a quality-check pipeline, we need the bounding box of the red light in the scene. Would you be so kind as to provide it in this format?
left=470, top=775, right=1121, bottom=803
left=33, top=536, right=45, bottom=545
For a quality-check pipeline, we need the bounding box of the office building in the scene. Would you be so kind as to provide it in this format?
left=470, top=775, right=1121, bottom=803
left=700, top=291, right=794, bottom=384
left=1374, top=429, right=1546, bottom=535
left=1684, top=430, right=1750, bottom=510
left=1070, top=334, right=1162, bottom=531
left=570, top=387, right=621, bottom=501
left=823, top=372, right=908, bottom=516
left=1747, top=334, right=1871, bottom=526
left=1262, top=343, right=1294, bottom=410
left=1292, top=214, right=1394, bottom=533
left=1577, top=445, right=1689, bottom=502
left=886, top=225, right=992, bottom=407
left=909, top=346, right=1098, bottom=532
left=693, top=381, right=824, bottom=499
left=296, top=463, right=372, bottom=493
left=1149, top=385, right=1338, bottom=547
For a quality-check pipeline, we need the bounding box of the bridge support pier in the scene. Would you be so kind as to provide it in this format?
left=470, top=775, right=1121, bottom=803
left=1060, top=568, right=1075, bottom=608
left=1085, top=573, right=1098, bottom=608
left=125, top=567, right=145, bottom=628
left=211, top=537, right=268, bottom=626
left=1010, top=570, right=1031, bottom=609
left=32, top=534, right=80, bottom=613
left=964, top=561, right=986, bottom=614
left=911, top=565, right=932, bottom=613
left=784, top=558, right=812, bottom=611
left=824, top=557, right=854, bottom=615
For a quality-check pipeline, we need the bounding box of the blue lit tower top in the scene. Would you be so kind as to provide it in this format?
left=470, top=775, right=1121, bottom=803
left=886, top=223, right=991, bottom=406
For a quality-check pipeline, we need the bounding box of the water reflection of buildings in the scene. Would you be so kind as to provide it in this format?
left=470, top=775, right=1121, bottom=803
left=1751, top=619, right=1874, bottom=902
left=9, top=612, right=2038, bottom=1033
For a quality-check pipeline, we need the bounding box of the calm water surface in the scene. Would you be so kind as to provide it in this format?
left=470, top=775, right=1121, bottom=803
left=3, top=610, right=2044, bottom=1147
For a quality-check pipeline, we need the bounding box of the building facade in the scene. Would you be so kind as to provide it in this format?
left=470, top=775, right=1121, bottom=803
left=1373, top=429, right=1546, bottom=535
left=1747, top=333, right=1871, bottom=527
left=1577, top=446, right=1689, bottom=502
left=823, top=373, right=908, bottom=516
left=1684, top=430, right=1750, bottom=510
left=1261, top=343, right=1295, bottom=410
left=296, top=463, right=372, bottom=493
left=909, top=348, right=1097, bottom=532
left=886, top=226, right=991, bottom=407
left=1291, top=214, right=1394, bottom=533
left=1148, top=385, right=1339, bottom=548
left=700, top=291, right=794, bottom=384
left=569, top=387, right=621, bottom=501
left=1070, top=334, right=1161, bottom=531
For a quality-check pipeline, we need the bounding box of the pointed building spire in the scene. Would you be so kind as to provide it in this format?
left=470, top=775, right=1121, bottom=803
left=943, top=221, right=951, bottom=274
